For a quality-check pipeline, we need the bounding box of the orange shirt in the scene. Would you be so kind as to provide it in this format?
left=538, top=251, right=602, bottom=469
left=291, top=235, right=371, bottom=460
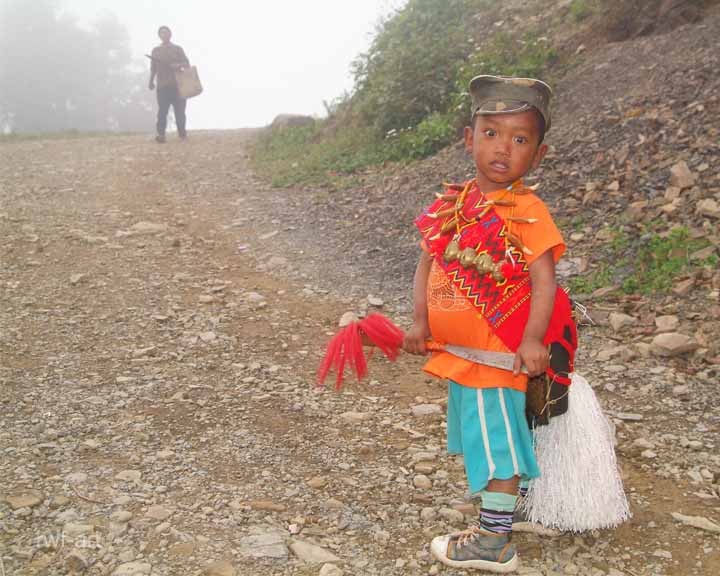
left=422, top=188, right=565, bottom=392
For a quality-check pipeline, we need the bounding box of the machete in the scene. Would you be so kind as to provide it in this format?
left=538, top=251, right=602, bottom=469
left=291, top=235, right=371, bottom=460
left=425, top=342, right=528, bottom=374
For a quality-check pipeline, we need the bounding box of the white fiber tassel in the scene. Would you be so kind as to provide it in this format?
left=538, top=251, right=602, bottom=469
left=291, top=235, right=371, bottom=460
left=520, top=373, right=631, bottom=532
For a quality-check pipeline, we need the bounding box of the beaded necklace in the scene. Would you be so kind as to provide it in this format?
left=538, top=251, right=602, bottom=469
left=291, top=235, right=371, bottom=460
left=429, top=179, right=536, bottom=280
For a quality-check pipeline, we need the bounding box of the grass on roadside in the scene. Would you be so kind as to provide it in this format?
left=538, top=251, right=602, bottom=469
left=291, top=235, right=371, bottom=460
left=250, top=116, right=457, bottom=188
left=569, top=226, right=717, bottom=296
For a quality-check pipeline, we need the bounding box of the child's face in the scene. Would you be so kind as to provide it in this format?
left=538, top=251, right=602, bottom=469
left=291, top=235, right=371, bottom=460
left=464, top=110, right=547, bottom=192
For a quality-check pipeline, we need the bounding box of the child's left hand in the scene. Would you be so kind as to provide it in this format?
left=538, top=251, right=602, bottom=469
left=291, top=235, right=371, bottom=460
left=514, top=337, right=549, bottom=376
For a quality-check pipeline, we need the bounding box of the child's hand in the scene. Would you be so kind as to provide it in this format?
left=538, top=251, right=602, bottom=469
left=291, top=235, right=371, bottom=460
left=514, top=337, right=549, bottom=376
left=403, top=321, right=431, bottom=355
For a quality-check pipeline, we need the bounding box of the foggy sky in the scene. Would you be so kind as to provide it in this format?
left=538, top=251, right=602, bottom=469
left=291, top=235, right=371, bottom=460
left=42, top=0, right=405, bottom=129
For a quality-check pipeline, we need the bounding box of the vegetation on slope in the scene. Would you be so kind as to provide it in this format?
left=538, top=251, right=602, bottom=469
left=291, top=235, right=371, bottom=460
left=251, top=0, right=719, bottom=295
left=252, top=0, right=715, bottom=188
left=252, top=0, right=558, bottom=187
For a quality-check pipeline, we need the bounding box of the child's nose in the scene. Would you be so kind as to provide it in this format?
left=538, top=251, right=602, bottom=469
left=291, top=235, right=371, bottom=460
left=495, top=137, right=512, bottom=155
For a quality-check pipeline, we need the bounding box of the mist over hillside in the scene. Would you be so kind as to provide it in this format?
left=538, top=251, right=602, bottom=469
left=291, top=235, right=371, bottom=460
left=0, top=0, right=154, bottom=134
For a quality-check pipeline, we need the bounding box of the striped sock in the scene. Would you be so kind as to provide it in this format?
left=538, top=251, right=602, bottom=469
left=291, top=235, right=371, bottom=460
left=519, top=480, right=529, bottom=499
left=480, top=490, right=517, bottom=534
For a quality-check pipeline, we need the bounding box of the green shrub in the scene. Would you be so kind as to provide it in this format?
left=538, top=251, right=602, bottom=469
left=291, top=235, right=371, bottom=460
left=350, top=0, right=490, bottom=134
left=624, top=227, right=717, bottom=293
left=384, top=112, right=457, bottom=161
left=569, top=226, right=717, bottom=296
left=568, top=264, right=613, bottom=295
left=570, top=0, right=594, bottom=21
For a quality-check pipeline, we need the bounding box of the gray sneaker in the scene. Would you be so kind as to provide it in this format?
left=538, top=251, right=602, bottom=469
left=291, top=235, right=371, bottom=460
left=513, top=505, right=560, bottom=537
left=430, top=525, right=519, bottom=573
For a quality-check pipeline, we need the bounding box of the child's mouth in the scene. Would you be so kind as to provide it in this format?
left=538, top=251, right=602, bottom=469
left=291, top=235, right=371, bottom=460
left=490, top=161, right=510, bottom=172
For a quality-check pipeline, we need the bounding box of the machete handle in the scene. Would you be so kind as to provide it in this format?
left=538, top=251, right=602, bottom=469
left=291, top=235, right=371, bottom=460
left=424, top=340, right=444, bottom=352
left=359, top=328, right=441, bottom=353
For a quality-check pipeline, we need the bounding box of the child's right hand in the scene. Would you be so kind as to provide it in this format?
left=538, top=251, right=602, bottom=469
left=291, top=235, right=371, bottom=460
left=403, top=321, right=431, bottom=355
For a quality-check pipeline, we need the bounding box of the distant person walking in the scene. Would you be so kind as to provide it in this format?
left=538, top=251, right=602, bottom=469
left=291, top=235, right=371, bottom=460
left=148, top=26, right=190, bottom=143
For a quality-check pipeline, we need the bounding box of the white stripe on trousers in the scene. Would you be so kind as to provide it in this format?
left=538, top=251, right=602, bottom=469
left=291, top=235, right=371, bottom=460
left=498, top=388, right=520, bottom=476
left=477, top=389, right=496, bottom=478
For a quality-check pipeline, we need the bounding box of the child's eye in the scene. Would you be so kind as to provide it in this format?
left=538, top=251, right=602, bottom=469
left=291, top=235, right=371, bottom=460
left=513, top=136, right=528, bottom=144
left=484, top=129, right=497, bottom=137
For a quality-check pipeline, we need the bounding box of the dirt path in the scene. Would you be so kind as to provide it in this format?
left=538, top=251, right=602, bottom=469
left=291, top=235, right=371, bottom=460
left=1, top=133, right=718, bottom=576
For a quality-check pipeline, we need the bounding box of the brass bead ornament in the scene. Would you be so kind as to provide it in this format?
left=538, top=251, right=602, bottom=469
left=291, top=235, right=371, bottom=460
left=459, top=247, right=478, bottom=268
left=443, top=239, right=461, bottom=262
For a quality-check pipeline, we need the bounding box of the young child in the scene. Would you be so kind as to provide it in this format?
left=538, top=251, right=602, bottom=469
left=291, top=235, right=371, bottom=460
left=404, top=75, right=575, bottom=572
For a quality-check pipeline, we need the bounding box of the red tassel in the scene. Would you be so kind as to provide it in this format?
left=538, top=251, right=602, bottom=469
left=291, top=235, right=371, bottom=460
left=317, top=323, right=363, bottom=390
left=317, top=314, right=405, bottom=390
left=358, top=314, right=405, bottom=361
